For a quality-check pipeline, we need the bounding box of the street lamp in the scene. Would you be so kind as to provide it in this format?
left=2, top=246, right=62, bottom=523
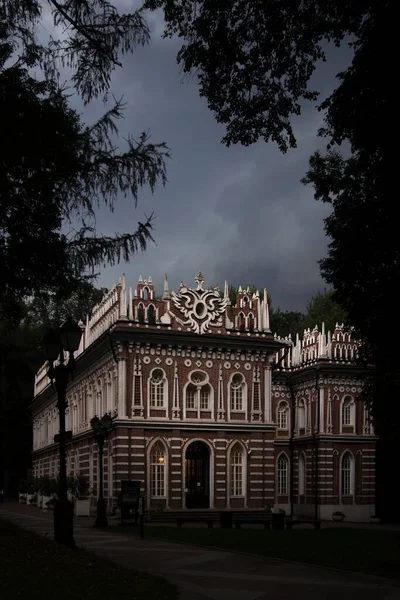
left=41, top=318, right=82, bottom=548
left=91, top=413, right=114, bottom=527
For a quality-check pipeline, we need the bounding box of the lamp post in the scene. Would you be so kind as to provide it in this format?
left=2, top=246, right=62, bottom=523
left=91, top=413, right=114, bottom=527
left=41, top=318, right=83, bottom=547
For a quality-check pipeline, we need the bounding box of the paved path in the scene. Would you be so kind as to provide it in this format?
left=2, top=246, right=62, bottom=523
left=1, top=503, right=399, bottom=600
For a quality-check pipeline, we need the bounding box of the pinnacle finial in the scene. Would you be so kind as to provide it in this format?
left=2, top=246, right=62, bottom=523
left=195, top=272, right=205, bottom=290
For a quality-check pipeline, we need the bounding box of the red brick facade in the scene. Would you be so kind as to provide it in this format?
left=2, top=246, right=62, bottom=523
left=31, top=274, right=376, bottom=521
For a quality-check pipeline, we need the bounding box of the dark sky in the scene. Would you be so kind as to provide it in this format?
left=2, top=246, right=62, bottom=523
left=43, top=3, right=353, bottom=312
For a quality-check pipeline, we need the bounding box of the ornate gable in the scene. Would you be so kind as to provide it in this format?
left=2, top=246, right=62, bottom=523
left=171, top=273, right=228, bottom=334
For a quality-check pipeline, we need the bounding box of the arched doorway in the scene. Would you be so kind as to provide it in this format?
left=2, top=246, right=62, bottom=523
left=185, top=441, right=210, bottom=508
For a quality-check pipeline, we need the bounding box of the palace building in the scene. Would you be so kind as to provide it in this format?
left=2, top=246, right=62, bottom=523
left=31, top=273, right=377, bottom=521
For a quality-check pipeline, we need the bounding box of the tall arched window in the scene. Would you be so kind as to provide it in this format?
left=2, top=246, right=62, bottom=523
left=341, top=452, right=353, bottom=496
left=148, top=304, right=156, bottom=325
left=186, top=384, right=196, bottom=409
left=200, top=385, right=210, bottom=410
left=150, top=442, right=165, bottom=497
left=342, top=396, right=354, bottom=427
left=137, top=303, right=145, bottom=323
left=298, top=399, right=306, bottom=429
left=277, top=401, right=289, bottom=429
left=277, top=454, right=289, bottom=495
left=149, top=369, right=165, bottom=407
left=238, top=312, right=245, bottom=331
left=298, top=453, right=306, bottom=496
left=142, top=287, right=150, bottom=300
left=230, top=374, right=244, bottom=411
left=248, top=313, right=255, bottom=332
left=230, top=444, right=244, bottom=496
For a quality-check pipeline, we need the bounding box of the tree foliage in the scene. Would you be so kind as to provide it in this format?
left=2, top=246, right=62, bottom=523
left=144, top=0, right=376, bottom=151
left=0, top=4, right=170, bottom=320
left=146, top=0, right=396, bottom=518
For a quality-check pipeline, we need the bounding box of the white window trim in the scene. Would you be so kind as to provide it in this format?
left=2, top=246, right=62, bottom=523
left=227, top=441, right=247, bottom=507
left=183, top=371, right=214, bottom=419
left=276, top=400, right=290, bottom=430
left=340, top=395, right=355, bottom=432
left=340, top=450, right=355, bottom=497
left=147, top=368, right=168, bottom=413
left=276, top=452, right=290, bottom=497
left=227, top=372, right=248, bottom=420
left=147, top=438, right=169, bottom=508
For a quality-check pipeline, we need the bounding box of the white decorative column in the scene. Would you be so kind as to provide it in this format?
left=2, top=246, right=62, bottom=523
left=217, top=364, right=225, bottom=420
left=118, top=357, right=127, bottom=418
left=172, top=361, right=180, bottom=419
left=319, top=387, right=325, bottom=433
left=327, top=389, right=333, bottom=433
left=264, top=365, right=272, bottom=422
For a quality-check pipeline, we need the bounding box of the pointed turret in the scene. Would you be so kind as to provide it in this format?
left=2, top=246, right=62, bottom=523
left=129, top=286, right=133, bottom=320
left=224, top=280, right=230, bottom=304
left=139, top=274, right=143, bottom=282
left=262, top=288, right=270, bottom=331
left=148, top=275, right=152, bottom=283
left=319, top=321, right=326, bottom=358
left=163, top=274, right=171, bottom=300
left=119, top=273, right=128, bottom=319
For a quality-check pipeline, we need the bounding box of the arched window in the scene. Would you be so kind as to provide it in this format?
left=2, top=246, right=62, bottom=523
left=150, top=442, right=165, bottom=497
left=248, top=313, right=255, bottom=332
left=238, top=312, right=245, bottom=331
left=298, top=399, right=306, bottom=429
left=342, top=396, right=354, bottom=427
left=242, top=296, right=248, bottom=307
left=142, top=287, right=150, bottom=300
left=186, top=384, right=196, bottom=409
left=230, top=444, right=244, bottom=496
left=149, top=369, right=165, bottom=408
left=148, top=304, right=156, bottom=325
left=230, top=374, right=244, bottom=411
left=341, top=451, right=353, bottom=496
left=277, top=401, right=289, bottom=429
left=200, top=385, right=210, bottom=410
left=298, top=453, right=306, bottom=496
left=277, top=454, right=289, bottom=495
left=137, top=303, right=145, bottom=323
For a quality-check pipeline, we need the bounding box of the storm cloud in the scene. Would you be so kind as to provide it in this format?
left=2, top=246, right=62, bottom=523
left=50, top=3, right=353, bottom=311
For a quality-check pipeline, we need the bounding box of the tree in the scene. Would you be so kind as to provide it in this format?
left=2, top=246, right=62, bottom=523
left=25, top=283, right=109, bottom=329
left=0, top=34, right=169, bottom=320
left=147, top=0, right=396, bottom=521
left=0, top=282, right=107, bottom=492
left=0, top=3, right=170, bottom=320
left=270, top=308, right=305, bottom=339
left=144, top=0, right=377, bottom=151
left=302, top=290, right=347, bottom=334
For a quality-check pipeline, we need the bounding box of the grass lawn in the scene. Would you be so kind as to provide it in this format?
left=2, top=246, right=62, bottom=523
left=108, top=524, right=400, bottom=581
left=0, top=518, right=177, bottom=600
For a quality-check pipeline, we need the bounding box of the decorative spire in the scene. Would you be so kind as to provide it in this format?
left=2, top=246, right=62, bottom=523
left=319, top=321, right=326, bottom=358
left=238, top=285, right=242, bottom=293
left=148, top=275, right=152, bottom=283
left=263, top=288, right=270, bottom=331
left=134, top=288, right=138, bottom=298
left=129, top=286, right=133, bottom=320
left=119, top=274, right=128, bottom=319
left=195, top=272, right=205, bottom=291
left=139, top=274, right=143, bottom=282
left=224, top=280, right=230, bottom=304
left=163, top=274, right=170, bottom=300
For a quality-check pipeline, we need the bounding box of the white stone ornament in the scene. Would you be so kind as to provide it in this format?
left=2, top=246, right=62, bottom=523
left=171, top=273, right=229, bottom=335
left=184, top=359, right=192, bottom=367
left=165, top=358, right=173, bottom=366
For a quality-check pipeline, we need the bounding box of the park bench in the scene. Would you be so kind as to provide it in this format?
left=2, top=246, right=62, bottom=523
left=234, top=519, right=272, bottom=530
left=176, top=518, right=213, bottom=528
left=286, top=518, right=321, bottom=530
